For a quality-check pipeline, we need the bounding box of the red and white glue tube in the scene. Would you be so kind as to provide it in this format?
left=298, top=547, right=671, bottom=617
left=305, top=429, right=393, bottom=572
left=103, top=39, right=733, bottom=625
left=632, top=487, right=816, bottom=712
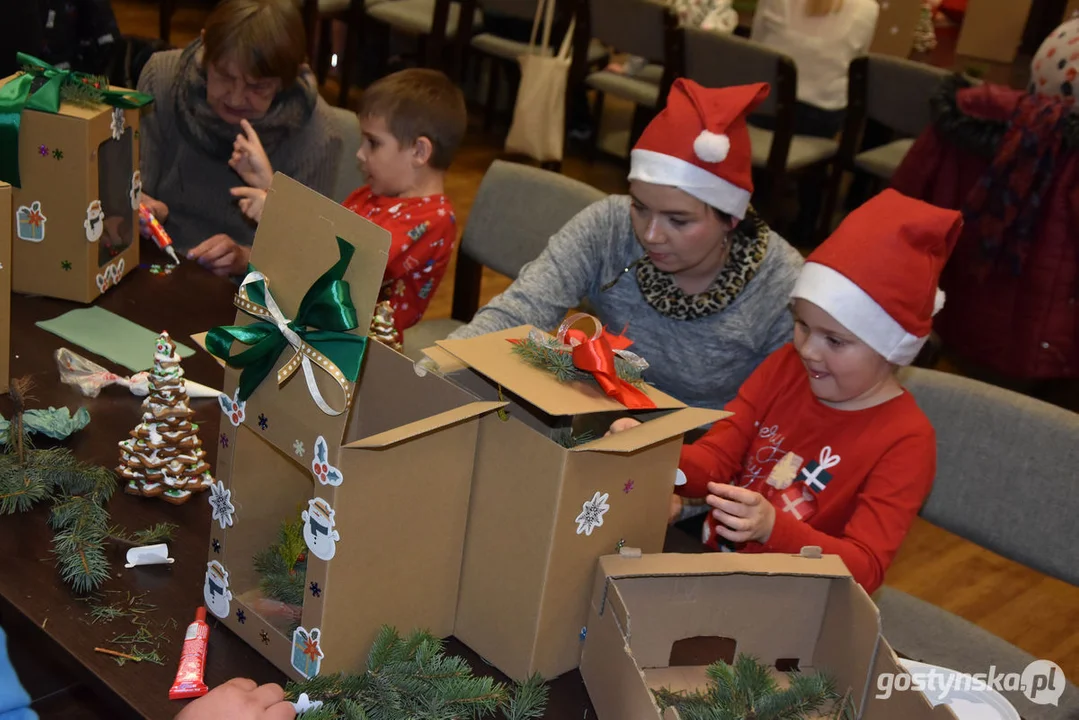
left=139, top=203, right=181, bottom=265
left=169, top=607, right=210, bottom=700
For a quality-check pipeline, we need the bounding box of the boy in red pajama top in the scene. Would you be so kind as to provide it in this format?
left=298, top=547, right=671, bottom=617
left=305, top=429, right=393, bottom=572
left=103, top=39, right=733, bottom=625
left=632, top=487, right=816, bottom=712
left=611, top=189, right=963, bottom=594
left=229, top=69, right=466, bottom=345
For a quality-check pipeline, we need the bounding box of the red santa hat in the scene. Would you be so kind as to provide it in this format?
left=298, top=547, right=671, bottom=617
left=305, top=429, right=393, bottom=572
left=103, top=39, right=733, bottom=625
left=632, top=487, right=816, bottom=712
left=628, top=79, right=769, bottom=220
left=791, top=189, right=963, bottom=366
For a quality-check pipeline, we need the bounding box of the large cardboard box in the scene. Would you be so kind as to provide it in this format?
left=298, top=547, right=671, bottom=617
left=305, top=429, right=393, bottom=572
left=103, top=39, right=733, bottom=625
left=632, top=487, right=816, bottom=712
left=0, top=73, right=142, bottom=303
left=956, top=0, right=1036, bottom=63
left=579, top=551, right=958, bottom=720
left=429, top=331, right=726, bottom=681
left=0, top=182, right=9, bottom=393
left=202, top=174, right=502, bottom=681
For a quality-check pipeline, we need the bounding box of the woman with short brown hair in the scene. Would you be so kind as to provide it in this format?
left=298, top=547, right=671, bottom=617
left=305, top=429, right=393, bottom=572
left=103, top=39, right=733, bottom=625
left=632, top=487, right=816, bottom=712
left=138, top=0, right=342, bottom=276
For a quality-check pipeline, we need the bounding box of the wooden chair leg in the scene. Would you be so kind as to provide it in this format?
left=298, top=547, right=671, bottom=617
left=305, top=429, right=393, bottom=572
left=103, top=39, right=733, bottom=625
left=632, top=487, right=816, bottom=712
left=316, top=19, right=334, bottom=85
left=450, top=254, right=484, bottom=323
left=588, top=90, right=605, bottom=161
left=337, top=4, right=365, bottom=108
left=817, top=160, right=844, bottom=243
left=159, top=0, right=175, bottom=45
left=483, top=59, right=499, bottom=133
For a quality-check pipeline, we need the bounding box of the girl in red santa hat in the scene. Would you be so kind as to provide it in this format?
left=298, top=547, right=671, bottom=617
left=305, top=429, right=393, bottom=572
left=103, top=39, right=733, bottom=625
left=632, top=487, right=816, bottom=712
left=611, top=188, right=963, bottom=595
left=446, top=79, right=805, bottom=412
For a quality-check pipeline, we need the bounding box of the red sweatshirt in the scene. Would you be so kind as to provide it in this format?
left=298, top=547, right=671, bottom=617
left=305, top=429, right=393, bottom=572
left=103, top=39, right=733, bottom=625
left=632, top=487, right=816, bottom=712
left=678, top=344, right=936, bottom=594
left=343, top=186, right=457, bottom=336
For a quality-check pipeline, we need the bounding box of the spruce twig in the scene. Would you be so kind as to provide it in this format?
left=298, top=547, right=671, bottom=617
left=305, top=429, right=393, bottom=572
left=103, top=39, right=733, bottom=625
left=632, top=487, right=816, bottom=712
left=510, top=336, right=645, bottom=386
left=254, top=518, right=308, bottom=606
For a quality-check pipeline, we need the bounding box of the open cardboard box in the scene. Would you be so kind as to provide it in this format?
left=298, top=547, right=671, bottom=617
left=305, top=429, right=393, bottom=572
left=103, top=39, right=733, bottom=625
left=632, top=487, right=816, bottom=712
left=580, top=550, right=958, bottom=719
left=425, top=331, right=726, bottom=681
left=0, top=182, right=9, bottom=393
left=200, top=174, right=503, bottom=680
left=0, top=74, right=141, bottom=302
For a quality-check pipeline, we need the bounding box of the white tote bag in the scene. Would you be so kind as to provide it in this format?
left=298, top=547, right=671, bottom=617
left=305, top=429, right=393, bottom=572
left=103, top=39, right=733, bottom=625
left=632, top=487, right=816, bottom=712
left=504, top=0, right=576, bottom=163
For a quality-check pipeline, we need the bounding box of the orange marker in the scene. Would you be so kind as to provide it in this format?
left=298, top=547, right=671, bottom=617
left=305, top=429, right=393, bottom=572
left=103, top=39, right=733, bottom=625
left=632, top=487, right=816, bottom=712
left=169, top=607, right=210, bottom=700
left=139, top=204, right=181, bottom=265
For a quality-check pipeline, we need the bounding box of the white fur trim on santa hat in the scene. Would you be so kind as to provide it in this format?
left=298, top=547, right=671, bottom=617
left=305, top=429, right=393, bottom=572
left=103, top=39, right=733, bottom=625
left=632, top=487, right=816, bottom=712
left=933, top=288, right=946, bottom=316
left=791, top=262, right=927, bottom=366
left=629, top=149, right=750, bottom=219
left=694, top=131, right=730, bottom=163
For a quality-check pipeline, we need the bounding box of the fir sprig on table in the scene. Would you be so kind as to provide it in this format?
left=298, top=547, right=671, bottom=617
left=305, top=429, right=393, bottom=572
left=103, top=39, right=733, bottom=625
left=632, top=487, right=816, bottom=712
left=510, top=335, right=644, bottom=385
left=653, top=654, right=855, bottom=720
left=286, top=626, right=548, bottom=720
left=253, top=517, right=308, bottom=606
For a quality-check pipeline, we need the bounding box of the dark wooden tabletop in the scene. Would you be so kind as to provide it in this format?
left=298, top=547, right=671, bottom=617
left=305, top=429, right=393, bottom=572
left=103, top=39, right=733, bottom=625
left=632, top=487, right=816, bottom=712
left=0, top=239, right=705, bottom=719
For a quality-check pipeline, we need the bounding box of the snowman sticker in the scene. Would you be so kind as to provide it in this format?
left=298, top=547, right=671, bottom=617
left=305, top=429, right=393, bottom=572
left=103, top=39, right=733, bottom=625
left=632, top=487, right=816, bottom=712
left=203, top=560, right=233, bottom=619
left=130, top=170, right=143, bottom=210
left=302, top=497, right=340, bottom=561
left=84, top=200, right=104, bottom=243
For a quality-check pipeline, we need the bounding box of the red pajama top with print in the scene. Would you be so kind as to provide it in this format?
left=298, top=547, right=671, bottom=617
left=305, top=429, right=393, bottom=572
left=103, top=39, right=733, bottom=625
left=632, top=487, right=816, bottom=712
left=343, top=186, right=458, bottom=335
left=677, top=344, right=936, bottom=594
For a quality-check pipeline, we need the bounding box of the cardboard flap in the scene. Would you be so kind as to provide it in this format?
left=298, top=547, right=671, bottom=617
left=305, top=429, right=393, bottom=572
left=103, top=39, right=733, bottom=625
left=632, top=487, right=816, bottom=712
left=437, top=327, right=685, bottom=417
left=343, top=400, right=506, bottom=448
left=421, top=345, right=470, bottom=374
left=572, top=407, right=730, bottom=453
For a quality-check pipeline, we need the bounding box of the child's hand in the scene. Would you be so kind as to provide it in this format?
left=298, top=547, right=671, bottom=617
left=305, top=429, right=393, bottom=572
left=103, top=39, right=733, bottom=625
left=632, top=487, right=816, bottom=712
left=605, top=417, right=642, bottom=436
left=175, top=677, right=295, bottom=720
left=231, top=186, right=268, bottom=224
left=705, top=482, right=776, bottom=544
left=669, top=493, right=684, bottom=525
left=188, top=234, right=251, bottom=277
left=229, top=119, right=274, bottom=190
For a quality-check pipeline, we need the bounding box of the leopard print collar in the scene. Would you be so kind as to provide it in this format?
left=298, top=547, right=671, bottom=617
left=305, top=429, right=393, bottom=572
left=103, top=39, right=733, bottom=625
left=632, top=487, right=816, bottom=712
left=634, top=207, right=771, bottom=321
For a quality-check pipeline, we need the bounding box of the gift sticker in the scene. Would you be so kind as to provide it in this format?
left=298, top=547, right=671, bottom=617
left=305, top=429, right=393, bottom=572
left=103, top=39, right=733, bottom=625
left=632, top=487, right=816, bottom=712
left=311, top=436, right=343, bottom=486
left=302, top=497, right=340, bottom=561
left=219, top=390, right=246, bottom=427
left=130, top=170, right=142, bottom=210
left=84, top=200, right=104, bottom=243
left=291, top=626, right=324, bottom=679
left=15, top=202, right=47, bottom=242
left=95, top=258, right=125, bottom=294
left=203, top=560, right=233, bottom=619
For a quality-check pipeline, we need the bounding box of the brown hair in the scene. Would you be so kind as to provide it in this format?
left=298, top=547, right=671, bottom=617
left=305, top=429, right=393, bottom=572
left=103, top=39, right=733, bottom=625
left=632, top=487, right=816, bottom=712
left=202, top=0, right=307, bottom=85
left=359, top=69, right=468, bottom=171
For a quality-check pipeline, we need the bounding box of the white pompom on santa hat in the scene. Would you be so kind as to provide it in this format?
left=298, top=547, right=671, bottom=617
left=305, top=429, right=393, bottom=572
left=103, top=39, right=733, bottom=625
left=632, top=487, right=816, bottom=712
left=791, top=189, right=964, bottom=366
left=628, top=79, right=770, bottom=220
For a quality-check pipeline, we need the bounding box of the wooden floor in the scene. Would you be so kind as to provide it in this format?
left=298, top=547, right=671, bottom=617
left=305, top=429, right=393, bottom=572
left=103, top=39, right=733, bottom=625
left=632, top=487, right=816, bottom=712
left=118, top=0, right=1078, bottom=685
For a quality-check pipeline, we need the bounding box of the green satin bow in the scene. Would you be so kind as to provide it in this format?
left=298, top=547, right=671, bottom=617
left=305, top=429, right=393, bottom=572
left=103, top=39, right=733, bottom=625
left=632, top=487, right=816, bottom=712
left=0, top=52, right=154, bottom=187
left=206, top=237, right=369, bottom=413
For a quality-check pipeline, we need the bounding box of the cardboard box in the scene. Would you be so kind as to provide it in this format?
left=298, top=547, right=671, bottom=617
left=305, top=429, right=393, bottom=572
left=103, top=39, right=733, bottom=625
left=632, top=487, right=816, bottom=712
left=0, top=182, right=9, bottom=393
left=430, top=331, right=726, bottom=681
left=202, top=174, right=503, bottom=681
left=579, top=551, right=957, bottom=720
left=956, top=0, right=1035, bottom=63
left=869, top=0, right=922, bottom=58
left=0, top=73, right=141, bottom=303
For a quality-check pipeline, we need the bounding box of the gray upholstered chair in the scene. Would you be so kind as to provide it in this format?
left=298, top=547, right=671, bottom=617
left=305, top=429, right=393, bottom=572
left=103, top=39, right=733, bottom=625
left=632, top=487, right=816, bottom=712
left=325, top=107, right=366, bottom=203
left=401, top=159, right=606, bottom=359
left=680, top=26, right=838, bottom=228
left=879, top=368, right=1079, bottom=720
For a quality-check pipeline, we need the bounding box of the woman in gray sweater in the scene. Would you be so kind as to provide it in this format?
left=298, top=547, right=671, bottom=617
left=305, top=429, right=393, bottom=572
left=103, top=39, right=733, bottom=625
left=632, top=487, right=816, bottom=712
left=137, top=0, right=342, bottom=276
left=448, top=80, right=804, bottom=410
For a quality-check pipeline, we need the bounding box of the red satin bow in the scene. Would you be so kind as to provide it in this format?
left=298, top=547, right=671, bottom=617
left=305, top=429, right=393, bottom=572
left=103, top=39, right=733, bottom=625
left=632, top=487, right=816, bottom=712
left=563, top=328, right=655, bottom=409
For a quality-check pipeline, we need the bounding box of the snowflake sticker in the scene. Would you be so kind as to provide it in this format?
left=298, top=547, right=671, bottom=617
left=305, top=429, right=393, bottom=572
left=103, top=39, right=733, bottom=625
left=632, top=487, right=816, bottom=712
left=623, top=479, right=634, bottom=494
left=309, top=581, right=321, bottom=598
left=260, top=630, right=270, bottom=645
left=293, top=694, right=324, bottom=714
left=220, top=433, right=229, bottom=448
left=111, top=107, right=125, bottom=141
left=219, top=390, right=246, bottom=427
left=38, top=144, right=48, bottom=157
left=258, top=413, right=269, bottom=430
left=236, top=609, right=246, bottom=624
left=212, top=539, right=221, bottom=553
left=209, top=480, right=235, bottom=530
left=311, top=436, right=343, bottom=486
left=293, top=439, right=305, bottom=457
left=574, top=491, right=610, bottom=536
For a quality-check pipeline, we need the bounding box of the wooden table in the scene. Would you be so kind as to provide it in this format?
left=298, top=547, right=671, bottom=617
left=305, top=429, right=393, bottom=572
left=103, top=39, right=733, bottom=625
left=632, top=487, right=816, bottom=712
left=0, top=241, right=702, bottom=718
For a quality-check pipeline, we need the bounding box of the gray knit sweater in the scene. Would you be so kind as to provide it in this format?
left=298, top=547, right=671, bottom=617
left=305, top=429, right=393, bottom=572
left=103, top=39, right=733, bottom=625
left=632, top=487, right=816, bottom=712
left=447, top=196, right=805, bottom=410
left=137, top=48, right=342, bottom=252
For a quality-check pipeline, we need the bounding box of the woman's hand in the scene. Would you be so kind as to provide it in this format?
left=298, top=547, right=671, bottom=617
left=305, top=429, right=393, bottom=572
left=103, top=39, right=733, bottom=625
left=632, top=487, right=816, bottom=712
left=139, top=194, right=169, bottom=238
left=231, top=187, right=268, bottom=224
left=175, top=678, right=295, bottom=720
left=229, top=119, right=274, bottom=190
left=705, top=482, right=776, bottom=544
left=188, top=234, right=251, bottom=277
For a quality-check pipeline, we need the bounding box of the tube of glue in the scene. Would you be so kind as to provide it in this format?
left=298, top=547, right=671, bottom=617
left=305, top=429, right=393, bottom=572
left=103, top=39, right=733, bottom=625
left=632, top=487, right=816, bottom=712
left=170, top=607, right=210, bottom=700
left=139, top=204, right=181, bottom=265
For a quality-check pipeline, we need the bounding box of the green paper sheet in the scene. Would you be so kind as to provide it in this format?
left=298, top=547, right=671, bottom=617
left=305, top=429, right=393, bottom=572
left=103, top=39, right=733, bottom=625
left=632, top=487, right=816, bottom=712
left=36, top=307, right=196, bottom=373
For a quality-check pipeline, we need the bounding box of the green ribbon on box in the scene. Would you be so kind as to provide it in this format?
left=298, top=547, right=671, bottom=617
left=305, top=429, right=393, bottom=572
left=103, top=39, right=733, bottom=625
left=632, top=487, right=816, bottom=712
left=0, top=52, right=154, bottom=187
left=206, top=236, right=368, bottom=417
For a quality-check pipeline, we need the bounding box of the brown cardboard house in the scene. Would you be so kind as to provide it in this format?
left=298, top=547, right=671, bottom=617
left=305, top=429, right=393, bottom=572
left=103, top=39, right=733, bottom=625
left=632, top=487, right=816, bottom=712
left=425, top=333, right=726, bottom=681
left=0, top=182, right=9, bottom=393
left=0, top=73, right=143, bottom=303
left=201, top=174, right=502, bottom=681
left=579, top=550, right=958, bottom=720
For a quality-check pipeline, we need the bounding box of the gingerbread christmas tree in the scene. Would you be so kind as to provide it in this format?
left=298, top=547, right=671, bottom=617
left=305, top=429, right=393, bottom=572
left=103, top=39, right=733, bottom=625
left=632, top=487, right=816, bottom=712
left=118, top=332, right=214, bottom=505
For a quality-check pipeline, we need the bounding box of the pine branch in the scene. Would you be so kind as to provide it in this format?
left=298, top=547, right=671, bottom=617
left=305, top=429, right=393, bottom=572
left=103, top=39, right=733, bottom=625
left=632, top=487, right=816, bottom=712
left=549, top=427, right=597, bottom=449
left=107, top=522, right=178, bottom=547
left=0, top=459, right=54, bottom=514
left=502, top=674, right=549, bottom=720
left=253, top=518, right=308, bottom=606
left=510, top=336, right=646, bottom=387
